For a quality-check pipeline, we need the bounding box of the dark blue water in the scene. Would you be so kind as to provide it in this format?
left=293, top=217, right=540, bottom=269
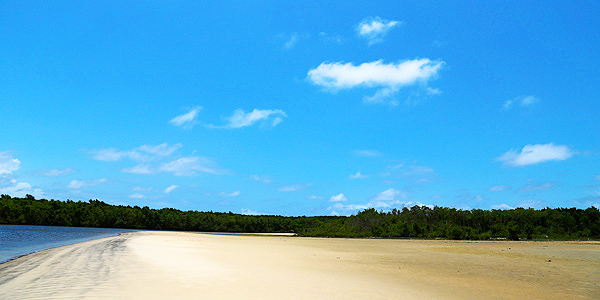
left=0, top=225, right=133, bottom=263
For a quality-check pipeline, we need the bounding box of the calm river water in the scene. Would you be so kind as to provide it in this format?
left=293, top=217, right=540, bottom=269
left=0, top=224, right=132, bottom=263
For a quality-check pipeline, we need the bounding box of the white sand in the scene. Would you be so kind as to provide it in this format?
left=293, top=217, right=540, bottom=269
left=0, top=231, right=598, bottom=299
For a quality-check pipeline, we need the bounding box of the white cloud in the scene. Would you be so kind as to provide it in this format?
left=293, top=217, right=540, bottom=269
left=278, top=184, right=305, bottom=192
left=170, top=107, right=202, bottom=129
left=159, top=156, right=223, bottom=176
left=518, top=182, right=557, bottom=193
left=0, top=152, right=20, bottom=175
left=489, top=185, right=509, bottom=192
left=356, top=17, right=401, bottom=45
left=492, top=203, right=513, bottom=210
left=250, top=175, right=272, bottom=184
left=67, top=178, right=107, bottom=189
left=241, top=208, right=268, bottom=216
left=285, top=34, right=299, bottom=49
left=497, top=143, right=575, bottom=167
left=129, top=193, right=145, bottom=199
left=329, top=193, right=348, bottom=202
left=503, top=96, right=540, bottom=110
left=122, top=164, right=153, bottom=175
left=93, top=143, right=182, bottom=162
left=353, top=150, right=381, bottom=157
left=164, top=185, right=178, bottom=194
left=211, top=109, right=287, bottom=129
left=0, top=179, right=43, bottom=198
left=307, top=59, right=443, bottom=105
left=515, top=199, right=546, bottom=209
left=328, top=188, right=419, bottom=215
left=39, top=168, right=74, bottom=177
left=318, top=32, right=343, bottom=44
left=349, top=171, right=368, bottom=179
left=220, top=190, right=240, bottom=197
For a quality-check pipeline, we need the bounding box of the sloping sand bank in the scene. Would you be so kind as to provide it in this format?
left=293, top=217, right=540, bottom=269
left=0, top=231, right=598, bottom=299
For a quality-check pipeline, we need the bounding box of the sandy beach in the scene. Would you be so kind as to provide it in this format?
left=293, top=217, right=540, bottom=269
left=0, top=231, right=598, bottom=300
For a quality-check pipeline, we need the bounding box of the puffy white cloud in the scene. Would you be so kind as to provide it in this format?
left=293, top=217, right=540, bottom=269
left=159, top=156, right=223, bottom=176
left=164, top=185, right=178, bottom=194
left=497, top=143, right=574, bottom=167
left=211, top=109, right=287, bottom=129
left=39, top=168, right=74, bottom=177
left=329, top=193, right=348, bottom=202
left=356, top=17, right=401, bottom=45
left=0, top=151, right=20, bottom=175
left=328, top=188, right=423, bottom=215
left=349, top=171, right=368, bottom=179
left=307, top=59, right=443, bottom=105
left=0, top=179, right=43, bottom=198
left=67, top=178, right=107, bottom=189
left=93, top=143, right=182, bottom=162
left=122, top=164, right=153, bottom=175
left=503, top=96, right=540, bottom=110
left=170, top=107, right=202, bottom=129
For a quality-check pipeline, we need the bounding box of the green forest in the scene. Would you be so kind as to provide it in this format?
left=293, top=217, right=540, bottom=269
left=1, top=194, right=599, bottom=240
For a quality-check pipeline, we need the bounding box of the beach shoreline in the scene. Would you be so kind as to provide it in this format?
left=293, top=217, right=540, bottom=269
left=1, top=231, right=598, bottom=299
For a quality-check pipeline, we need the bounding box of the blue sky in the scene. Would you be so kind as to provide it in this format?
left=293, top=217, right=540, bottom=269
left=1, top=1, right=599, bottom=216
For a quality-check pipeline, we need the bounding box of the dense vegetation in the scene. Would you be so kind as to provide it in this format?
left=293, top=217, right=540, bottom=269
left=1, top=194, right=599, bottom=240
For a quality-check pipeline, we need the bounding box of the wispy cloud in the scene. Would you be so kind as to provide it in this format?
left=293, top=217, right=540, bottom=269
left=129, top=193, right=145, bottom=199
left=93, top=143, right=182, bottom=162
left=489, top=185, right=509, bottom=192
left=159, top=156, right=224, bottom=176
left=383, top=164, right=435, bottom=183
left=329, top=193, right=348, bottom=202
left=122, top=164, right=153, bottom=175
left=163, top=185, right=178, bottom=194
left=209, top=109, right=287, bottom=129
left=250, top=175, right=272, bottom=184
left=170, top=107, right=202, bottom=129
left=67, top=178, right=107, bottom=189
left=0, top=151, right=20, bottom=175
left=503, top=96, right=540, bottom=110
left=353, top=150, right=381, bottom=157
left=349, top=171, right=368, bottom=179
left=307, top=59, right=444, bottom=105
left=497, top=143, right=575, bottom=167
left=278, top=183, right=311, bottom=192
left=38, top=168, right=74, bottom=177
left=219, top=191, right=240, bottom=197
left=518, top=182, right=557, bottom=193
left=318, top=32, right=343, bottom=44
left=356, top=17, right=401, bottom=45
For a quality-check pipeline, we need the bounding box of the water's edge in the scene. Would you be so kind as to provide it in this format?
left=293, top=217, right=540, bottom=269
left=0, top=225, right=135, bottom=264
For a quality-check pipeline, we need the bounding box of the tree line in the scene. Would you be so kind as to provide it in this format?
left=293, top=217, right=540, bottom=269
left=1, top=194, right=599, bottom=240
